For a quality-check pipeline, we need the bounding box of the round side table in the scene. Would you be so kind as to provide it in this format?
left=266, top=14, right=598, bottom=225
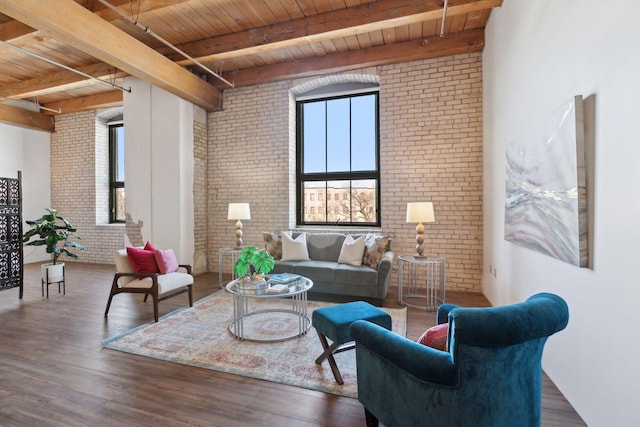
left=397, top=254, right=446, bottom=311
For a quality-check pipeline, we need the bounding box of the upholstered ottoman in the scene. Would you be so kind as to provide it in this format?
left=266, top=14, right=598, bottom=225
left=312, top=301, right=391, bottom=384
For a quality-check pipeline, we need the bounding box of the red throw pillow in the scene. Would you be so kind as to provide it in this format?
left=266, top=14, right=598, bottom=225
left=417, top=323, right=449, bottom=351
left=144, top=241, right=157, bottom=252
left=126, top=246, right=159, bottom=275
left=154, top=249, right=179, bottom=274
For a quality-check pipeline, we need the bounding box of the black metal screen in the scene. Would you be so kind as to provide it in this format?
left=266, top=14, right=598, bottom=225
left=0, top=171, right=23, bottom=298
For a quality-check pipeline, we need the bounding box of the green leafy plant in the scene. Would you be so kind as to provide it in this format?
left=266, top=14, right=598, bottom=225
left=234, top=246, right=275, bottom=277
left=23, top=208, right=85, bottom=265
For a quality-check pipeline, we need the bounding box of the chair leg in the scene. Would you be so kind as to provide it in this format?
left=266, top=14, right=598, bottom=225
left=364, top=408, right=379, bottom=427
left=104, top=291, right=115, bottom=317
left=153, top=295, right=159, bottom=322
left=187, top=285, right=193, bottom=307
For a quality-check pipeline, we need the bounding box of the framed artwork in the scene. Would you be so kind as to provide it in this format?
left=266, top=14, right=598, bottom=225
left=505, top=96, right=588, bottom=267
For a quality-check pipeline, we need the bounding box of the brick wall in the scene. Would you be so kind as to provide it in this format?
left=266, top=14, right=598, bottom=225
left=207, top=80, right=291, bottom=274
left=208, top=53, right=483, bottom=292
left=378, top=53, right=483, bottom=291
left=51, top=111, right=125, bottom=264
left=193, top=105, right=208, bottom=274
left=50, top=52, right=483, bottom=291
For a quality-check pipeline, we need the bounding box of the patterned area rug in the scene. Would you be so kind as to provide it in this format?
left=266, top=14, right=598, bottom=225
left=103, top=290, right=407, bottom=398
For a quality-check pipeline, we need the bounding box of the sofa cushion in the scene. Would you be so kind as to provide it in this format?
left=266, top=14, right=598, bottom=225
left=338, top=234, right=366, bottom=266
left=362, top=234, right=389, bottom=269
left=334, top=264, right=378, bottom=285
left=307, top=233, right=345, bottom=262
left=281, top=232, right=310, bottom=261
left=263, top=232, right=282, bottom=260
left=290, top=260, right=336, bottom=283
left=122, top=271, right=193, bottom=294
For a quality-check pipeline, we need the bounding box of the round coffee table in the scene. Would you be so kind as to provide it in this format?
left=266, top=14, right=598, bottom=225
left=225, top=276, right=313, bottom=342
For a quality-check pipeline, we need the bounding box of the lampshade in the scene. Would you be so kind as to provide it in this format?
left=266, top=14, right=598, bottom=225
left=406, top=202, right=435, bottom=223
left=227, top=203, right=251, bottom=220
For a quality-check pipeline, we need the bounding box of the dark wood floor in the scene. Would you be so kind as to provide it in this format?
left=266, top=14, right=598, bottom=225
left=0, top=262, right=585, bottom=426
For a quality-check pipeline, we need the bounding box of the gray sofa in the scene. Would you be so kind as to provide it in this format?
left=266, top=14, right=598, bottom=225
left=263, top=232, right=394, bottom=306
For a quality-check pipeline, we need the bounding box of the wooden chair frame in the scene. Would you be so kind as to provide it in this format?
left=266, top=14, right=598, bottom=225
left=104, top=264, right=193, bottom=322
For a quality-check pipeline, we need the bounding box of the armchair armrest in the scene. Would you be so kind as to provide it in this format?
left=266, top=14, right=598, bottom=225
left=437, top=303, right=459, bottom=325
left=350, top=320, right=458, bottom=386
left=178, top=264, right=192, bottom=274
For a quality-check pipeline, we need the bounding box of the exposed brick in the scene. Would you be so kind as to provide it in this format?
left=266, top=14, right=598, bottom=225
left=52, top=53, right=483, bottom=292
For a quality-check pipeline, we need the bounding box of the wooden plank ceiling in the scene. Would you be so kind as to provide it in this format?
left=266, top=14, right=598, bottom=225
left=0, top=0, right=501, bottom=131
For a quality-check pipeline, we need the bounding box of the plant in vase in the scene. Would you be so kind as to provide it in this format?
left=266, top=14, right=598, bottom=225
left=234, top=246, right=275, bottom=284
left=23, top=208, right=85, bottom=283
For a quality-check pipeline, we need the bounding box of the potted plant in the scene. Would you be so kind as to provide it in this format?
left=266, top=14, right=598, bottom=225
left=234, top=246, right=275, bottom=284
left=23, top=208, right=85, bottom=283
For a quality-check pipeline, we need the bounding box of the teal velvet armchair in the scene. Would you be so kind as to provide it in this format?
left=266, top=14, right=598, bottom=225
left=350, top=293, right=569, bottom=427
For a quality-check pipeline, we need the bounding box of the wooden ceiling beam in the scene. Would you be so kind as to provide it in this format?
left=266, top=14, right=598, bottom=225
left=216, top=29, right=485, bottom=89
left=0, top=103, right=54, bottom=132
left=0, top=0, right=183, bottom=42
left=0, top=0, right=221, bottom=112
left=0, top=18, right=34, bottom=41
left=41, top=90, right=123, bottom=115
left=0, top=62, right=127, bottom=99
left=170, top=0, right=501, bottom=65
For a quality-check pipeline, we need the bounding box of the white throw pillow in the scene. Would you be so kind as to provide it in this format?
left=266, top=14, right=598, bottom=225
left=281, top=233, right=310, bottom=261
left=338, top=235, right=366, bottom=266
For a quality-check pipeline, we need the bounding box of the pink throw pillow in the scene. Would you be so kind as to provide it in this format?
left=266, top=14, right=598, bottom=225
left=154, top=249, right=179, bottom=274
left=417, top=323, right=449, bottom=351
left=126, top=246, right=159, bottom=275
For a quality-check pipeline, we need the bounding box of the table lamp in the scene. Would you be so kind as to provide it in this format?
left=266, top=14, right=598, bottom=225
left=228, top=203, right=251, bottom=248
left=406, top=202, right=435, bottom=257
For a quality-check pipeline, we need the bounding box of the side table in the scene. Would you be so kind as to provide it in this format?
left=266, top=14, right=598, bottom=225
left=397, top=254, right=446, bottom=311
left=218, top=247, right=244, bottom=288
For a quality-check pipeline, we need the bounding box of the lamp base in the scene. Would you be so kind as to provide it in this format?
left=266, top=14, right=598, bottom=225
left=415, top=222, right=425, bottom=257
left=235, top=220, right=244, bottom=248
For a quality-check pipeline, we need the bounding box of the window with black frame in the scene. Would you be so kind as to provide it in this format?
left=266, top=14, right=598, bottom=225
left=296, top=91, right=380, bottom=226
left=109, top=122, right=125, bottom=223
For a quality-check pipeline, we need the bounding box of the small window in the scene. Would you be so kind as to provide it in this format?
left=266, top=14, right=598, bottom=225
left=109, top=123, right=125, bottom=223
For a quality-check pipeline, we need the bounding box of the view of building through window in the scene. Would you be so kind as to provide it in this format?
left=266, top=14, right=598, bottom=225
left=303, top=180, right=377, bottom=223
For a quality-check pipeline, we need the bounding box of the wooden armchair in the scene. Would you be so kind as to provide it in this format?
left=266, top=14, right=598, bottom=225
left=104, top=248, right=193, bottom=322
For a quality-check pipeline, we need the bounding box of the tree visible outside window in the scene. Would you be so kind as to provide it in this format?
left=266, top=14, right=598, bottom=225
left=296, top=91, right=380, bottom=226
left=109, top=123, right=125, bottom=223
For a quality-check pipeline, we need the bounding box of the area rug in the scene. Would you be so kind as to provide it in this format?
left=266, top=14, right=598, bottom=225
left=102, top=290, right=407, bottom=398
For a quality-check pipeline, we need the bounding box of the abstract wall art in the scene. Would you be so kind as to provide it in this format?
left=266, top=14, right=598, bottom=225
left=505, top=96, right=588, bottom=267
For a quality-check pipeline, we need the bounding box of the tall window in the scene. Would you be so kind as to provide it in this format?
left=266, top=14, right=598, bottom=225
left=109, top=122, right=125, bottom=223
left=296, top=91, right=380, bottom=226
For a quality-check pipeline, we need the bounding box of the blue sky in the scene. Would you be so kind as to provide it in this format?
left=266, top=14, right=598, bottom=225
left=302, top=93, right=376, bottom=174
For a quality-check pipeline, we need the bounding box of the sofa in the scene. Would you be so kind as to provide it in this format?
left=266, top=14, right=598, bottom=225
left=263, top=231, right=394, bottom=306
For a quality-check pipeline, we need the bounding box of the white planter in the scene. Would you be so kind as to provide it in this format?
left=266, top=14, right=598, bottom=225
left=41, top=263, right=65, bottom=284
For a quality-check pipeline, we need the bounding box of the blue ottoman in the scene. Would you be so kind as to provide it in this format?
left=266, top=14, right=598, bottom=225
left=312, top=301, right=391, bottom=384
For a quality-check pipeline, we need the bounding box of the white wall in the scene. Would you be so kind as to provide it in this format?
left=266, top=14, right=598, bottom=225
left=123, top=78, right=195, bottom=265
left=483, top=1, right=640, bottom=425
left=0, top=122, right=51, bottom=263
